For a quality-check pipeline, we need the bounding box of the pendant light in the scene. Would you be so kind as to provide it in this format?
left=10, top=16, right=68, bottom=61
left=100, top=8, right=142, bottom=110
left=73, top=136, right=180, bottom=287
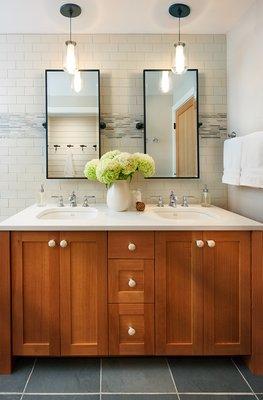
left=169, top=3, right=190, bottom=75
left=60, top=3, right=82, bottom=75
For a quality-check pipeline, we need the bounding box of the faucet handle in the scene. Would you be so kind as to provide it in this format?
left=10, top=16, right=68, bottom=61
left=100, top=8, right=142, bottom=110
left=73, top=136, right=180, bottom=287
left=181, top=195, right=195, bottom=207
left=51, top=195, right=64, bottom=207
left=82, top=195, right=96, bottom=207
left=150, top=195, right=164, bottom=207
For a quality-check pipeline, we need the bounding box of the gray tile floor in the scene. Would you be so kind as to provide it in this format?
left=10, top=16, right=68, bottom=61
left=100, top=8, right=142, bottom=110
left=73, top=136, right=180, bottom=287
left=0, top=357, right=262, bottom=400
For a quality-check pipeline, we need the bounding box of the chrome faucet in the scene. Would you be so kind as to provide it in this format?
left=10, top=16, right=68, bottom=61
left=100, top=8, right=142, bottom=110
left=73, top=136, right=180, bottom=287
left=169, top=191, right=177, bottom=208
left=82, top=195, right=96, bottom=207
left=51, top=195, right=64, bottom=207
left=151, top=195, right=164, bottom=207
left=181, top=195, right=195, bottom=207
left=69, top=191, right=77, bottom=207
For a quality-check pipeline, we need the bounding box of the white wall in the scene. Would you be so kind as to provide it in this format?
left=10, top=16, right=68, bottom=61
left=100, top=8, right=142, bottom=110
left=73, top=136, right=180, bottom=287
left=227, top=0, right=263, bottom=222
left=0, top=34, right=227, bottom=220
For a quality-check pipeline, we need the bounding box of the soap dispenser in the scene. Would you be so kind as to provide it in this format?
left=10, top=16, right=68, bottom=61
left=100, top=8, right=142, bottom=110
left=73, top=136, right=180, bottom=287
left=201, top=184, right=211, bottom=207
left=37, top=184, right=46, bottom=207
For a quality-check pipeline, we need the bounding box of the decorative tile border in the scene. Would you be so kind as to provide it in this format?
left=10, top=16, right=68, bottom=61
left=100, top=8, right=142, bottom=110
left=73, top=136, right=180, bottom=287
left=0, top=112, right=227, bottom=141
left=199, top=113, right=227, bottom=139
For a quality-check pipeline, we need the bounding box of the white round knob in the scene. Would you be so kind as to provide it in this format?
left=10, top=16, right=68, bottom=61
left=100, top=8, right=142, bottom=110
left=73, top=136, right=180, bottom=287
left=48, top=239, right=56, bottom=248
left=196, top=240, right=204, bottom=248
left=60, top=240, right=68, bottom=248
left=128, top=243, right=136, bottom=252
left=128, top=278, right=136, bottom=288
left=207, top=240, right=216, bottom=248
left=128, top=327, right=136, bottom=336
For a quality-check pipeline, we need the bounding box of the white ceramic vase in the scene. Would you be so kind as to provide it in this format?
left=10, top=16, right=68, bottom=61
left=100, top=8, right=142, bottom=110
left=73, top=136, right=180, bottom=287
left=106, top=180, right=131, bottom=212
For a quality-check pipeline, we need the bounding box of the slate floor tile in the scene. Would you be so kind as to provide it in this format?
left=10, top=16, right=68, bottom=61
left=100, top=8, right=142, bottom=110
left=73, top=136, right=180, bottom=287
left=102, top=395, right=179, bottom=399
left=23, top=396, right=99, bottom=400
left=179, top=396, right=255, bottom=399
left=0, top=358, right=34, bottom=393
left=25, top=358, right=100, bottom=393
left=234, top=358, right=263, bottom=393
left=102, top=358, right=175, bottom=393
left=168, top=357, right=251, bottom=393
left=0, top=397, right=21, bottom=400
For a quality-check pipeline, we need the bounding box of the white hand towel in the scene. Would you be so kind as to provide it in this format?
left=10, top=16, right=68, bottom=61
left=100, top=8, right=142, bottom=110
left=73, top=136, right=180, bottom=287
left=240, top=131, right=263, bottom=188
left=222, top=137, right=243, bottom=185
left=64, top=152, right=75, bottom=177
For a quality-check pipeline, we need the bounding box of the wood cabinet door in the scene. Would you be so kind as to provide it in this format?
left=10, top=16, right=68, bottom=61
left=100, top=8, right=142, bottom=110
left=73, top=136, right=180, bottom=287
left=203, top=231, right=251, bottom=355
left=109, top=303, right=154, bottom=355
left=155, top=232, right=203, bottom=355
left=60, top=232, right=108, bottom=355
left=12, top=232, right=60, bottom=356
left=108, top=259, right=154, bottom=303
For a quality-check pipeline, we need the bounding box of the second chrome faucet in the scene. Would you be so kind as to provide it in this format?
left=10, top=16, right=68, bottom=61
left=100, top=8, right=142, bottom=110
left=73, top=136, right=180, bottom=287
left=152, top=191, right=195, bottom=207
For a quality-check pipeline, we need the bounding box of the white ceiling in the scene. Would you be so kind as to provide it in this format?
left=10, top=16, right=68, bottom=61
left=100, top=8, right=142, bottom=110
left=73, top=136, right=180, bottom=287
left=0, top=0, right=255, bottom=34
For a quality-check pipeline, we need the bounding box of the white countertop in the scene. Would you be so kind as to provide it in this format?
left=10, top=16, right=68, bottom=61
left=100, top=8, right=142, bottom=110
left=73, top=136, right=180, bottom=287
left=0, top=203, right=262, bottom=231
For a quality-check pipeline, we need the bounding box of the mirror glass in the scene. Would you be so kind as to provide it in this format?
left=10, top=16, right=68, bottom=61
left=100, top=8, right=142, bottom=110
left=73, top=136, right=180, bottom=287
left=46, top=70, right=100, bottom=179
left=144, top=69, right=199, bottom=178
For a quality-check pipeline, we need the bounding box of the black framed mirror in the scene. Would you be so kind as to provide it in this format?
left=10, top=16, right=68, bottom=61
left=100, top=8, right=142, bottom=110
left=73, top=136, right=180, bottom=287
left=143, top=69, right=200, bottom=179
left=45, top=69, right=100, bottom=179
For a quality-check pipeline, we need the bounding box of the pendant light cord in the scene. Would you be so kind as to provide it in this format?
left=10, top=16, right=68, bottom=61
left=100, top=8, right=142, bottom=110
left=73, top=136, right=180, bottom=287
left=69, top=8, right=72, bottom=42
left=179, top=16, right=181, bottom=42
left=178, top=6, right=182, bottom=42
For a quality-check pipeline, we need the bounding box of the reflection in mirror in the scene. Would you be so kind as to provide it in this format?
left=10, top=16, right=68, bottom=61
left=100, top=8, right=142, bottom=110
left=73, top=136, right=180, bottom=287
left=46, top=70, right=100, bottom=179
left=144, top=69, right=199, bottom=178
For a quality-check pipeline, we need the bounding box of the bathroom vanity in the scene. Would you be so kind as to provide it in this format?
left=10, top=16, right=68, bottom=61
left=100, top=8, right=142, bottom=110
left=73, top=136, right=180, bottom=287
left=0, top=204, right=262, bottom=375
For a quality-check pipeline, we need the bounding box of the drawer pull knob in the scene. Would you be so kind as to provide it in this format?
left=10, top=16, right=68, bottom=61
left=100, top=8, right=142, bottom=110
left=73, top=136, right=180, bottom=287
left=128, top=243, right=136, bottom=251
left=48, top=239, right=56, bottom=248
left=207, top=240, right=216, bottom=248
left=128, top=327, right=136, bottom=336
left=60, top=240, right=68, bottom=248
left=196, top=240, right=204, bottom=248
left=128, top=278, right=136, bottom=288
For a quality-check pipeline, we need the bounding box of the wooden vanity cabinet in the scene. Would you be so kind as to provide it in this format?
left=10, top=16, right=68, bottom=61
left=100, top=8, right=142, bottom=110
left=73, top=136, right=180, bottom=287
left=155, top=231, right=204, bottom=355
left=1, top=228, right=261, bottom=374
left=155, top=231, right=251, bottom=356
left=12, top=232, right=61, bottom=356
left=203, top=231, right=251, bottom=355
left=60, top=232, right=108, bottom=356
left=108, top=232, right=155, bottom=356
left=11, top=231, right=108, bottom=357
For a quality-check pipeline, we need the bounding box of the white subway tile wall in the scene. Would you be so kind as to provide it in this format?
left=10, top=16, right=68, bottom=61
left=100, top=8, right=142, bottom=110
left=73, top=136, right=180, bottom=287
left=0, top=34, right=227, bottom=220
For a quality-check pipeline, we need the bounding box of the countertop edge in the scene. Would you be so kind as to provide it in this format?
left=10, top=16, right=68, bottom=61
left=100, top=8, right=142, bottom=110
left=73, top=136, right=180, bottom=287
left=0, top=226, right=262, bottom=231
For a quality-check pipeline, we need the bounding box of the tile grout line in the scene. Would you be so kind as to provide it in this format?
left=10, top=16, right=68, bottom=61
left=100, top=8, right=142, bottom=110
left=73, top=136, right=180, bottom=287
left=19, top=358, right=37, bottom=400
left=231, top=358, right=260, bottom=400
left=166, top=357, right=181, bottom=400
left=100, top=357, right=102, bottom=400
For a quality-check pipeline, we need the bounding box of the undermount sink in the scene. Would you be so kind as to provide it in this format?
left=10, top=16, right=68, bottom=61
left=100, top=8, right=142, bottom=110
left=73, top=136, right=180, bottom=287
left=37, top=207, right=98, bottom=220
left=151, top=208, right=216, bottom=221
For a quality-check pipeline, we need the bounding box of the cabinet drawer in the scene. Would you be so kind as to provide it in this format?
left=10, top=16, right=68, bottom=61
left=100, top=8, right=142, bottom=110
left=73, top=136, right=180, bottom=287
left=108, top=259, right=154, bottom=303
left=108, top=232, right=154, bottom=259
left=109, top=303, right=154, bottom=355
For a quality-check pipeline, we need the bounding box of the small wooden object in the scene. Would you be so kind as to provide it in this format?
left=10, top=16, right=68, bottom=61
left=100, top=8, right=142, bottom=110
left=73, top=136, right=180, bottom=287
left=136, top=201, right=145, bottom=212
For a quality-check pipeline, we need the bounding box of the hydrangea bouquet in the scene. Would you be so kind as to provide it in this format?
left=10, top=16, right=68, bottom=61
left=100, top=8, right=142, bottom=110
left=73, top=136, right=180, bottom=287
left=84, top=150, right=155, bottom=185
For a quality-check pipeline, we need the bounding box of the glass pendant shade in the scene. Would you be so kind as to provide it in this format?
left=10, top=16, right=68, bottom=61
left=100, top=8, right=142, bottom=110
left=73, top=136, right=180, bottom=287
left=172, top=42, right=187, bottom=75
left=160, top=71, right=170, bottom=93
left=64, top=40, right=78, bottom=75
